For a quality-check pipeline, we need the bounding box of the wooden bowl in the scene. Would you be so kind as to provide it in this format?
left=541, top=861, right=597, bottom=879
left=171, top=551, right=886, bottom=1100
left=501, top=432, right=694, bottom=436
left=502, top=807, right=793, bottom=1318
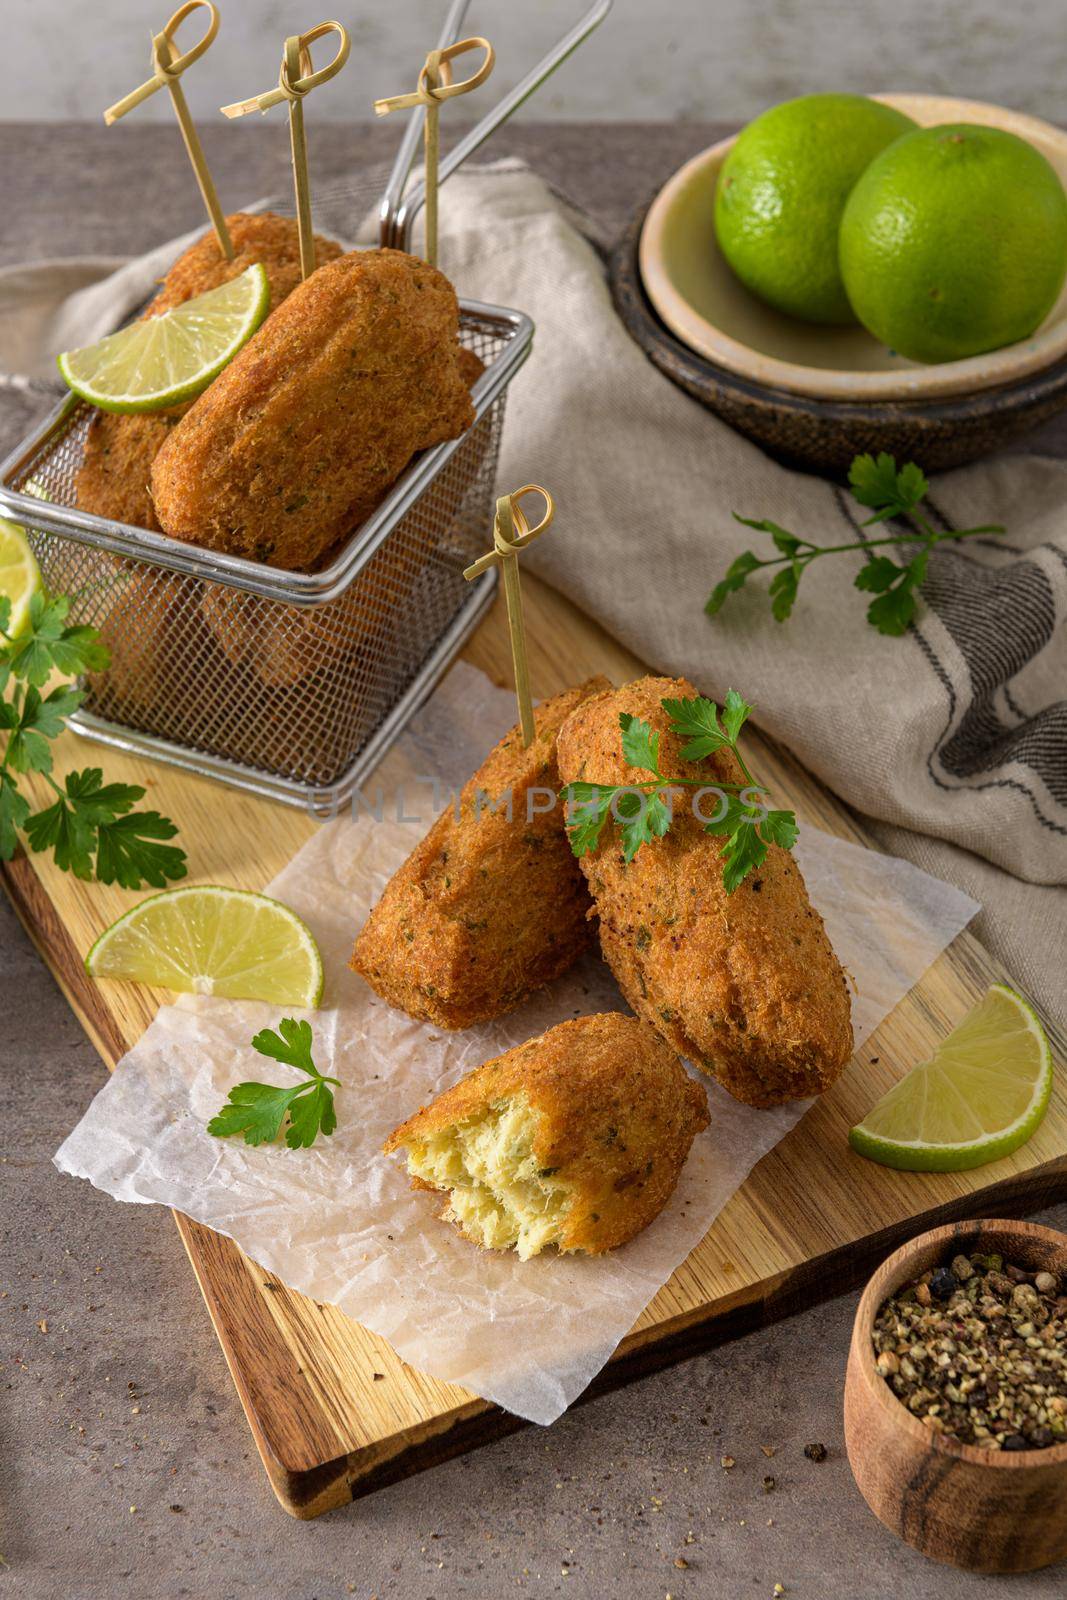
left=845, top=1218, right=1067, bottom=1574
left=610, top=208, right=1067, bottom=475
left=638, top=95, right=1067, bottom=402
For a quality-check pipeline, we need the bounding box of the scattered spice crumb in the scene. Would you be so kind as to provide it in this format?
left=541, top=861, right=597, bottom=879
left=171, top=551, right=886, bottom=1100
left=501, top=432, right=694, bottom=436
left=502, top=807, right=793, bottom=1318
left=762, top=1475, right=776, bottom=1492
left=720, top=1455, right=735, bottom=1469
left=37, top=1320, right=47, bottom=1334
left=169, top=1504, right=183, bottom=1514
left=674, top=1556, right=689, bottom=1569
left=804, top=1441, right=827, bottom=1462
left=760, top=1444, right=776, bottom=1458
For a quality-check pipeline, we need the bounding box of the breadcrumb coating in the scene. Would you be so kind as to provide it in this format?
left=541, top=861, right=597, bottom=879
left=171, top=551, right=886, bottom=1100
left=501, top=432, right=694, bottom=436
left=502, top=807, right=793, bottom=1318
left=556, top=676, right=854, bottom=1108
left=384, top=1012, right=709, bottom=1257
left=351, top=678, right=611, bottom=1029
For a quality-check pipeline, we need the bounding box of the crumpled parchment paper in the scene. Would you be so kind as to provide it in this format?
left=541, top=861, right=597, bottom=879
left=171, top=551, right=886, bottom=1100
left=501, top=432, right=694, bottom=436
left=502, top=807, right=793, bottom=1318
left=55, top=664, right=979, bottom=1424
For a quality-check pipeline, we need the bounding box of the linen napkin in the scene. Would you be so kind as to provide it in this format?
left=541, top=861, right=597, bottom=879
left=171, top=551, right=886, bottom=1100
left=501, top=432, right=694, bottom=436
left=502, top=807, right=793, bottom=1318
left=0, top=159, right=1063, bottom=1020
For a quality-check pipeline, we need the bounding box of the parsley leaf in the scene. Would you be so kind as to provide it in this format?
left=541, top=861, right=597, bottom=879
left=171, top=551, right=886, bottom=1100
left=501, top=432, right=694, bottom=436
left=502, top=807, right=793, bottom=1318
left=562, top=690, right=797, bottom=893
left=705, top=549, right=762, bottom=617
left=562, top=782, right=614, bottom=857
left=721, top=819, right=768, bottom=894
left=4, top=683, right=83, bottom=774
left=208, top=1020, right=340, bottom=1150
left=6, top=592, right=109, bottom=687
left=616, top=788, right=673, bottom=864
left=0, top=588, right=183, bottom=881
left=849, top=453, right=929, bottom=523
left=853, top=554, right=904, bottom=593
left=768, top=565, right=800, bottom=622
left=761, top=808, right=800, bottom=850
left=721, top=689, right=752, bottom=744
left=619, top=712, right=661, bottom=776
left=23, top=769, right=186, bottom=890
left=0, top=770, right=29, bottom=859
left=711, top=454, right=1003, bottom=634
left=660, top=695, right=729, bottom=761
left=23, top=785, right=96, bottom=879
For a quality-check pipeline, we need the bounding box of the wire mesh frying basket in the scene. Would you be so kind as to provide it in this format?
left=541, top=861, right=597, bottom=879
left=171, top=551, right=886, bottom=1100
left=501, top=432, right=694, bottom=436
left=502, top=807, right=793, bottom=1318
left=0, top=4, right=610, bottom=813
left=1, top=302, right=527, bottom=813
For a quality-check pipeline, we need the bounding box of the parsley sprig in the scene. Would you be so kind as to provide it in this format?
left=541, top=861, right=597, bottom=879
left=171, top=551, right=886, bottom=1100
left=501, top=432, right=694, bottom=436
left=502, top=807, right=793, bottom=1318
left=707, top=452, right=1004, bottom=637
left=561, top=690, right=797, bottom=892
left=207, top=1019, right=339, bottom=1149
left=0, top=590, right=186, bottom=887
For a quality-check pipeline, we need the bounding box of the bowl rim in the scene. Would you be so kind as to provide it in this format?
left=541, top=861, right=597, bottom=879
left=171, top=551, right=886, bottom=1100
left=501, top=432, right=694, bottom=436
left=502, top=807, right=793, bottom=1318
left=639, top=93, right=1067, bottom=402
left=851, top=1217, right=1067, bottom=1471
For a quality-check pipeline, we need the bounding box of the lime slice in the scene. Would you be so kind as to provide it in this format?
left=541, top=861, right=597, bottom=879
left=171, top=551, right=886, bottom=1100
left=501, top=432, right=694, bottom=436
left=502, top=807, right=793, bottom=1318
left=849, top=984, right=1052, bottom=1171
left=57, top=264, right=270, bottom=414
left=86, top=884, right=323, bottom=1006
left=0, top=514, right=43, bottom=637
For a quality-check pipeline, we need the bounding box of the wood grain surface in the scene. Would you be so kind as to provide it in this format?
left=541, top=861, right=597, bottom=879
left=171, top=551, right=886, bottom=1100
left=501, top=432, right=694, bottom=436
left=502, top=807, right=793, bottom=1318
left=4, top=573, right=1066, bottom=1518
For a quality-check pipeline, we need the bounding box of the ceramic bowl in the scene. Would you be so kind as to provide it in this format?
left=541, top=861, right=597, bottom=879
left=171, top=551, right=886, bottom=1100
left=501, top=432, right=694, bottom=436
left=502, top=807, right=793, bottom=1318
left=638, top=95, right=1067, bottom=403
left=845, top=1218, right=1067, bottom=1573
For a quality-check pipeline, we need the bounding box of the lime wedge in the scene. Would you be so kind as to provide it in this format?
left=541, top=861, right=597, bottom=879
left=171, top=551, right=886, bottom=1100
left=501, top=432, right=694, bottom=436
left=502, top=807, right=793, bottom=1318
left=86, top=884, right=323, bottom=1007
left=0, top=514, right=43, bottom=637
left=57, top=264, right=270, bottom=414
left=849, top=984, right=1052, bottom=1171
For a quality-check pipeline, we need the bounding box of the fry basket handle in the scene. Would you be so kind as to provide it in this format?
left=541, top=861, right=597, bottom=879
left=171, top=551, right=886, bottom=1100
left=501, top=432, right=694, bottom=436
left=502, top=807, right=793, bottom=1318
left=378, top=0, right=613, bottom=251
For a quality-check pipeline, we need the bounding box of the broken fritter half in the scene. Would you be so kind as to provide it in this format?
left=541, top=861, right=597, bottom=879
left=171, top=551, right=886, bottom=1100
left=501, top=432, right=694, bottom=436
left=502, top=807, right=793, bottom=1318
left=383, top=1013, right=710, bottom=1259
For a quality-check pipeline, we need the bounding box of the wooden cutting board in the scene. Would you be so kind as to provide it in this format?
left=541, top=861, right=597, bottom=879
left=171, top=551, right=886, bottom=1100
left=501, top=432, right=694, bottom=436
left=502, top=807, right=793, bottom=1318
left=4, top=574, right=1066, bottom=1518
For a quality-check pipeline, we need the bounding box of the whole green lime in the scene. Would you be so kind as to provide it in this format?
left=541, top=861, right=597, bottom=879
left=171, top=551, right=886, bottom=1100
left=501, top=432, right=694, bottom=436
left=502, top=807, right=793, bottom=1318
left=715, top=94, right=916, bottom=324
left=840, top=124, right=1067, bottom=362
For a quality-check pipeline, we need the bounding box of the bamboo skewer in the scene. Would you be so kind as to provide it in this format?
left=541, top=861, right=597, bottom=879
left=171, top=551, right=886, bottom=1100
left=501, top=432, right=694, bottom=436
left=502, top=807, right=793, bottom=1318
left=374, top=37, right=495, bottom=267
left=221, top=21, right=351, bottom=281
left=464, top=486, right=555, bottom=747
left=104, top=0, right=233, bottom=259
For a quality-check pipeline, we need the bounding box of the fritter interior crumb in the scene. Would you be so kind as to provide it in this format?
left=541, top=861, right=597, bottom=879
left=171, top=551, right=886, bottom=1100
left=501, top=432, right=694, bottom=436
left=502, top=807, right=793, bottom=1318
left=384, top=1013, right=710, bottom=1257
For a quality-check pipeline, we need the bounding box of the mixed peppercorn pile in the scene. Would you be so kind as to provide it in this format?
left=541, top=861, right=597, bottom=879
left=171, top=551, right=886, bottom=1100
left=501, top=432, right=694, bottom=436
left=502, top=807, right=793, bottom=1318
left=872, top=1250, right=1067, bottom=1450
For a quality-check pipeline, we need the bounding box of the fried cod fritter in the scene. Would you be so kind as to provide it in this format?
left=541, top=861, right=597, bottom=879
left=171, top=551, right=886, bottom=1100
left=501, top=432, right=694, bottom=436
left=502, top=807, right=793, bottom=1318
left=73, top=213, right=343, bottom=531
left=383, top=1012, right=710, bottom=1258
left=148, top=211, right=343, bottom=315
left=556, top=676, right=854, bottom=1109
left=150, top=249, right=475, bottom=570
left=351, top=678, right=611, bottom=1029
left=197, top=349, right=490, bottom=688
left=75, top=412, right=179, bottom=532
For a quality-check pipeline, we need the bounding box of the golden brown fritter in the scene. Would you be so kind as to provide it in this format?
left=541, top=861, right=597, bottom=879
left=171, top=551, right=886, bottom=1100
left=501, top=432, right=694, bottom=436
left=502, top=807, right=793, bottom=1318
left=74, top=411, right=176, bottom=532
left=196, top=350, right=490, bottom=687
left=147, top=211, right=343, bottom=315
left=150, top=249, right=476, bottom=570
left=556, top=676, right=854, bottom=1109
left=351, top=678, right=611, bottom=1029
left=73, top=213, right=342, bottom=531
left=383, top=1012, right=710, bottom=1258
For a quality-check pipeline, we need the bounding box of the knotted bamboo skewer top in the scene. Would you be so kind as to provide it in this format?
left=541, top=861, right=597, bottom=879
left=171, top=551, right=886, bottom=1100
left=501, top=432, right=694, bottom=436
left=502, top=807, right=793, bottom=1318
left=221, top=20, right=351, bottom=281
left=104, top=1, right=233, bottom=260
left=374, top=37, right=495, bottom=268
